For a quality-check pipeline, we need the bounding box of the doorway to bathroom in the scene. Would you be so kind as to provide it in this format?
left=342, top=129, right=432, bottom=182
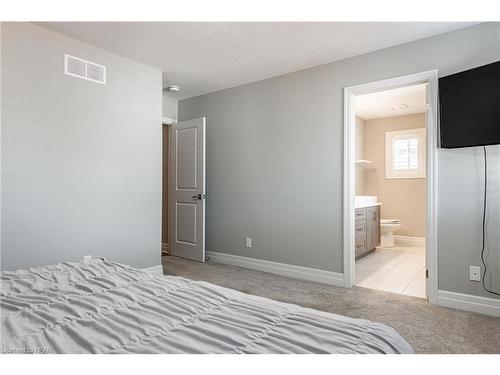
left=343, top=71, right=439, bottom=303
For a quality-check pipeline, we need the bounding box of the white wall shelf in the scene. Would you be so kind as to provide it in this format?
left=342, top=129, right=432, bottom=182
left=355, top=160, right=373, bottom=168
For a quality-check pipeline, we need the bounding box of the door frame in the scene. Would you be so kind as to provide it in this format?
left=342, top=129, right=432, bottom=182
left=161, top=117, right=175, bottom=255
left=343, top=70, right=439, bottom=304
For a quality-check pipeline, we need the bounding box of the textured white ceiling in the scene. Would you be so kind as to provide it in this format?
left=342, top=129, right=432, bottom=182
left=356, top=83, right=427, bottom=120
left=37, top=22, right=477, bottom=99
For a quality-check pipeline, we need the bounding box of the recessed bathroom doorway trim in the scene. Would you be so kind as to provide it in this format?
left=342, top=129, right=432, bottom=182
left=343, top=70, right=439, bottom=304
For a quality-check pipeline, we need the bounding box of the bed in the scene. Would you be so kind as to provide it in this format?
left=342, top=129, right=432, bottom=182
left=1, top=259, right=413, bottom=354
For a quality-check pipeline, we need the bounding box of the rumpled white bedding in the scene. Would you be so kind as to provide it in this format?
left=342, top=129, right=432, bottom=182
left=0, top=259, right=413, bottom=354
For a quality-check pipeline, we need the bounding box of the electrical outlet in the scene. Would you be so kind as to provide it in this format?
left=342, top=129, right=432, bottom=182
left=245, top=237, right=252, bottom=248
left=83, top=255, right=92, bottom=264
left=469, top=266, right=481, bottom=282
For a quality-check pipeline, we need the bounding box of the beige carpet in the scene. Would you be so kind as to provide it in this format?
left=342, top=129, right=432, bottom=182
left=162, top=255, right=500, bottom=354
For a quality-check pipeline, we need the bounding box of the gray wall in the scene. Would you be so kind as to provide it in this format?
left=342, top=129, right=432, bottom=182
left=180, top=22, right=500, bottom=298
left=162, top=94, right=178, bottom=121
left=1, top=23, right=163, bottom=270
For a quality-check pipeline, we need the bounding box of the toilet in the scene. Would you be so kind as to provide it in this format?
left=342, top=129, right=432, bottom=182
left=380, top=219, right=401, bottom=247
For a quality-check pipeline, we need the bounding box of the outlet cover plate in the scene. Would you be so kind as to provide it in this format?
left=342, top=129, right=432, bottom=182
left=469, top=266, right=481, bottom=282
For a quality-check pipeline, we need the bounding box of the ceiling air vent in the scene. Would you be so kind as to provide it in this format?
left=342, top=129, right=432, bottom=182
left=64, top=54, right=106, bottom=85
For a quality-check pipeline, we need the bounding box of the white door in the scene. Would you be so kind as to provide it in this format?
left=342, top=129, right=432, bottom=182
left=170, top=117, right=206, bottom=262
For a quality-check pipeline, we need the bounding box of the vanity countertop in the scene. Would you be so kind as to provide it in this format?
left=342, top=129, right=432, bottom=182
left=355, top=196, right=381, bottom=209
left=355, top=202, right=382, bottom=209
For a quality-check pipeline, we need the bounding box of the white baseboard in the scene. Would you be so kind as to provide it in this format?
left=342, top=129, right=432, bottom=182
left=394, top=235, right=425, bottom=247
left=206, top=251, right=344, bottom=287
left=437, top=290, right=500, bottom=318
left=144, top=265, right=163, bottom=272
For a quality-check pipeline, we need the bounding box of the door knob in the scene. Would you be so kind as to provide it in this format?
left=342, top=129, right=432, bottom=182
left=192, top=194, right=205, bottom=200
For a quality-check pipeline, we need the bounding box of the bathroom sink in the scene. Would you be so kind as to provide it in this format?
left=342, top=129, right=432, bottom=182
left=355, top=196, right=380, bottom=208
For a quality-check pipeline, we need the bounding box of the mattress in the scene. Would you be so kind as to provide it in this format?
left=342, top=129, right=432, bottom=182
left=1, top=259, right=413, bottom=354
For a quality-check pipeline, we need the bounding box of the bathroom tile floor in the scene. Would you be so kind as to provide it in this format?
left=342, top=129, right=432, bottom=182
left=355, top=238, right=426, bottom=298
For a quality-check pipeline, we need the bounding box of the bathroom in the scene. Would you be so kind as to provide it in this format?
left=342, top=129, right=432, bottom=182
left=354, top=84, right=427, bottom=298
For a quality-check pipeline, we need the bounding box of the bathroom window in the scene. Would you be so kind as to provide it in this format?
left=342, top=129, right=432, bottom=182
left=385, top=128, right=426, bottom=179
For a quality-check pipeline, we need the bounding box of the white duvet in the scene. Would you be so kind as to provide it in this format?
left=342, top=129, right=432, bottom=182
left=0, top=259, right=413, bottom=354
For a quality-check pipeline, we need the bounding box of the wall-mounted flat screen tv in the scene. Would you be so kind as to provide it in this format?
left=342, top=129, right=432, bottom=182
left=439, top=60, right=500, bottom=148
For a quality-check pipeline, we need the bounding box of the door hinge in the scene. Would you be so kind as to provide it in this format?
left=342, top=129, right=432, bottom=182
left=426, top=269, right=429, bottom=279
left=425, top=103, right=430, bottom=111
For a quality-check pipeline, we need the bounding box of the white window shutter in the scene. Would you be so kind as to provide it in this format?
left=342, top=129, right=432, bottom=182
left=393, top=138, right=419, bottom=170
left=386, top=128, right=426, bottom=179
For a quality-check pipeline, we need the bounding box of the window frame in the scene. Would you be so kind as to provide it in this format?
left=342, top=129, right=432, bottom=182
left=385, top=127, right=426, bottom=179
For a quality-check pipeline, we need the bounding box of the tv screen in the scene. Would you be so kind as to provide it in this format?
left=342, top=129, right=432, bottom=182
left=439, top=60, right=500, bottom=148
